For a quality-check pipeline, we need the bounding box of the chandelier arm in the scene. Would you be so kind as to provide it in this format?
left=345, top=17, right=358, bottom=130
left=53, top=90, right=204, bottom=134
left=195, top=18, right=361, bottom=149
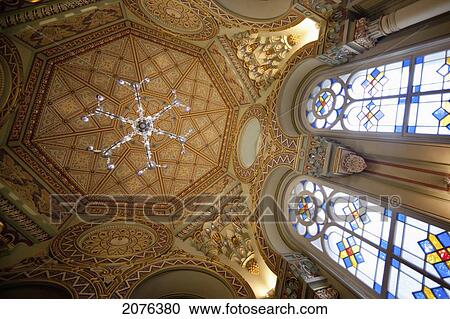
left=102, top=131, right=136, bottom=155
left=150, top=103, right=175, bottom=121
left=132, top=83, right=145, bottom=119
left=95, top=109, right=133, bottom=124
left=152, top=128, right=181, bottom=139
left=142, top=134, right=153, bottom=163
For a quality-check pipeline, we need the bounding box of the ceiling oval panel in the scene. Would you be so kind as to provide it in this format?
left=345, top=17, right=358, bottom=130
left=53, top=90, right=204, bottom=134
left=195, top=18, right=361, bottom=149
left=214, top=0, right=292, bottom=20
left=233, top=105, right=268, bottom=183
left=50, top=219, right=173, bottom=266
left=124, top=0, right=218, bottom=40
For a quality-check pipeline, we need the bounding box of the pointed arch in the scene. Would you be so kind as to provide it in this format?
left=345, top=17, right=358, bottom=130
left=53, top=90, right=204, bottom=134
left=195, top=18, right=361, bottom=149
left=295, top=38, right=450, bottom=141
left=280, top=175, right=450, bottom=299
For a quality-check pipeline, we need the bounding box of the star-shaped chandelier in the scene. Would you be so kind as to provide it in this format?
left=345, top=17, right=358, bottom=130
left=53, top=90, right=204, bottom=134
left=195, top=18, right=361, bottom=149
left=81, top=77, right=193, bottom=176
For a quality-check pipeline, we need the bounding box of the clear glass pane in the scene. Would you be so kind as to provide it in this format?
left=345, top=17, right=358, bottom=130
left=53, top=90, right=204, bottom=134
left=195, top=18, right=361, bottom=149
left=348, top=59, right=410, bottom=99
left=344, top=98, right=405, bottom=132
left=324, top=226, right=385, bottom=294
left=387, top=259, right=449, bottom=299
left=412, top=50, right=450, bottom=93
left=393, top=213, right=450, bottom=284
left=407, top=93, right=450, bottom=135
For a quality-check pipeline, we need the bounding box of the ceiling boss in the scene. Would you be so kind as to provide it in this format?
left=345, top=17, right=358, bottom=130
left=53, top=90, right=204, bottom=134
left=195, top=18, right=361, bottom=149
left=81, top=77, right=193, bottom=176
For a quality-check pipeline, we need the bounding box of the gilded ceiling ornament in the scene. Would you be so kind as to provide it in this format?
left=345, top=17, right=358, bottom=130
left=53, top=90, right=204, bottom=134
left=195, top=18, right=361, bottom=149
left=50, top=219, right=173, bottom=266
left=232, top=30, right=299, bottom=90
left=15, top=4, right=123, bottom=49
left=191, top=215, right=260, bottom=275
left=195, top=0, right=305, bottom=31
left=0, top=34, right=22, bottom=130
left=124, top=0, right=218, bottom=40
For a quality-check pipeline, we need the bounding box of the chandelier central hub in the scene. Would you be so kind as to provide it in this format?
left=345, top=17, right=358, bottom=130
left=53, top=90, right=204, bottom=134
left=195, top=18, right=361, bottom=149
left=81, top=77, right=193, bottom=175
left=135, top=118, right=154, bottom=134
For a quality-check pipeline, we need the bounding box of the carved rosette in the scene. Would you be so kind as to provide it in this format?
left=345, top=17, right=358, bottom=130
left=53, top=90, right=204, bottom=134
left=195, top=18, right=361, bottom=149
left=314, top=287, right=340, bottom=299
left=342, top=153, right=367, bottom=173
left=50, top=219, right=173, bottom=266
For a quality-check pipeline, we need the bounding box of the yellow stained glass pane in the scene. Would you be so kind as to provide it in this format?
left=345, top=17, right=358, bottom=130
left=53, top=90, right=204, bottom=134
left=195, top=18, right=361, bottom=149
left=426, top=252, right=441, bottom=264
left=350, top=255, right=357, bottom=268
left=423, top=287, right=435, bottom=299
left=428, top=234, right=443, bottom=250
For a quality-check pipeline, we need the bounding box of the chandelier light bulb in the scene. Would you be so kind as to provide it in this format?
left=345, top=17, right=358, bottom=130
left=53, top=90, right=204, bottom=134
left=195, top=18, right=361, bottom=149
left=81, top=115, right=89, bottom=122
left=96, top=94, right=105, bottom=102
left=137, top=170, right=144, bottom=176
left=118, top=79, right=125, bottom=85
left=107, top=163, right=115, bottom=170
left=86, top=145, right=94, bottom=151
left=185, top=106, right=191, bottom=112
left=144, top=77, right=150, bottom=83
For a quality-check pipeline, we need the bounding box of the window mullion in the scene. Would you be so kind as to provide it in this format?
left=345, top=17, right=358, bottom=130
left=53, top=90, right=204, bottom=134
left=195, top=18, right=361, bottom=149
left=402, top=55, right=416, bottom=136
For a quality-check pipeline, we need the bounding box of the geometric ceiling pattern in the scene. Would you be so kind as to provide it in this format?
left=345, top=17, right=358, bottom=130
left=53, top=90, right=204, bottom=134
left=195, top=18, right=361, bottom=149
left=9, top=24, right=236, bottom=199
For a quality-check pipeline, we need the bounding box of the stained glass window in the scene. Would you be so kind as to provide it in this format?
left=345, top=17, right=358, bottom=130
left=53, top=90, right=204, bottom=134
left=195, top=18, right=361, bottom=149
left=304, top=48, right=450, bottom=137
left=287, top=178, right=450, bottom=298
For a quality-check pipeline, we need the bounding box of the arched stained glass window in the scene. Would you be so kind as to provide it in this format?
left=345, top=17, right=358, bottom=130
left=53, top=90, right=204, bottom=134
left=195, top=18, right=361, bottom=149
left=303, top=48, right=450, bottom=136
left=288, top=179, right=450, bottom=298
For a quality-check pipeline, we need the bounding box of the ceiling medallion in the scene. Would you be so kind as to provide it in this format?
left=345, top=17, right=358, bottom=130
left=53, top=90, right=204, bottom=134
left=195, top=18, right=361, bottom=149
left=81, top=77, right=193, bottom=176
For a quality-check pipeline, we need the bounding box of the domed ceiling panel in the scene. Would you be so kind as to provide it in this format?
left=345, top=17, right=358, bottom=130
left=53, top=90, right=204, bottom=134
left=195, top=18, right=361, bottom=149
left=8, top=23, right=237, bottom=201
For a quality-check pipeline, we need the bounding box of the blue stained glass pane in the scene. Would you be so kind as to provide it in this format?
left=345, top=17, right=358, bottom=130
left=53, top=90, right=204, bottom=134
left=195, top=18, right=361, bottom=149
left=384, top=209, right=392, bottom=217
left=374, top=283, right=382, bottom=294
left=413, top=291, right=426, bottom=299
left=397, top=213, right=406, bottom=222
left=432, top=287, right=449, bottom=299
left=415, top=56, right=424, bottom=64
left=392, top=259, right=400, bottom=269
left=413, top=85, right=421, bottom=93
left=387, top=292, right=395, bottom=299
left=411, top=95, right=419, bottom=103
left=343, top=257, right=353, bottom=268
left=418, top=239, right=435, bottom=253
left=437, top=232, right=450, bottom=247
left=393, top=245, right=401, bottom=256
left=378, top=251, right=387, bottom=260
left=403, top=59, right=410, bottom=67
left=380, top=239, right=388, bottom=249
left=434, top=262, right=450, bottom=278
left=407, top=126, right=416, bottom=133
left=347, top=236, right=356, bottom=246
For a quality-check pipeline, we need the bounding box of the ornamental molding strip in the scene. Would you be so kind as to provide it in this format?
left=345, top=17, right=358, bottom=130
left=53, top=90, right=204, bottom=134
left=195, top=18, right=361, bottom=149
left=0, top=0, right=101, bottom=28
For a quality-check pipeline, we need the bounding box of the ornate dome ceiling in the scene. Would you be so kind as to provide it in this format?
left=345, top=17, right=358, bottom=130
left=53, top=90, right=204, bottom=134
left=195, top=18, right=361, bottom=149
left=8, top=23, right=237, bottom=200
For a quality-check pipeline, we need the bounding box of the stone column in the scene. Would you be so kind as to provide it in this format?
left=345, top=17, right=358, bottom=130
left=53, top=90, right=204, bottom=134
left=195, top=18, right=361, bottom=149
left=368, top=0, right=450, bottom=39
left=319, top=0, right=450, bottom=65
